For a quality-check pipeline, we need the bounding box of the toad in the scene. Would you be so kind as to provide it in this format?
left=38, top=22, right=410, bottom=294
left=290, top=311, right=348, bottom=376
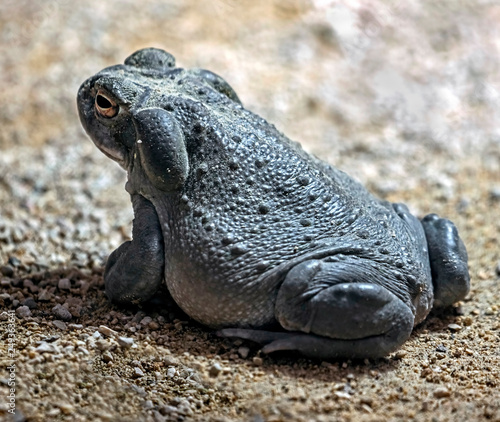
left=77, top=48, right=470, bottom=359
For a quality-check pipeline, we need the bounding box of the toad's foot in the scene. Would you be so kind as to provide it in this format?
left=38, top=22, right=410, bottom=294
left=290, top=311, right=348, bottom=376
left=218, top=324, right=410, bottom=360
left=221, top=258, right=414, bottom=359
left=421, top=214, right=470, bottom=308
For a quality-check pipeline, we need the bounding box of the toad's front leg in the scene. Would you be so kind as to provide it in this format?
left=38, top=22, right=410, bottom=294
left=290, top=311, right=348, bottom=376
left=104, top=194, right=165, bottom=305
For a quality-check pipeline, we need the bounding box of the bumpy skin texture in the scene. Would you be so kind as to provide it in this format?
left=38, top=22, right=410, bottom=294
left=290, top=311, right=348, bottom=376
left=77, top=48, right=470, bottom=359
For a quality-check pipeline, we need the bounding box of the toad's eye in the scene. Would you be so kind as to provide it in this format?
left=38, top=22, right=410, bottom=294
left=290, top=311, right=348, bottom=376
left=95, top=90, right=119, bottom=118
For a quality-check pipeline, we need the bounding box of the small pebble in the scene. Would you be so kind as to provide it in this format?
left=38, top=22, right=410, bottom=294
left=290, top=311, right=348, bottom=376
left=148, top=321, right=160, bottom=330
left=140, top=316, right=153, bottom=326
left=436, top=345, right=448, bottom=353
left=76, top=346, right=90, bottom=355
left=252, top=356, right=263, bottom=366
left=102, top=351, right=114, bottom=362
left=333, top=383, right=345, bottom=391
left=433, top=387, right=451, bottom=398
left=0, top=265, right=14, bottom=277
left=58, top=278, right=71, bottom=290
left=98, top=325, right=118, bottom=337
left=159, top=405, right=179, bottom=415
left=36, top=342, right=59, bottom=354
left=52, top=304, right=72, bottom=321
left=8, top=257, right=20, bottom=267
left=178, top=368, right=192, bottom=379
left=133, top=367, right=145, bottom=378
left=164, top=356, right=178, bottom=366
left=167, top=367, right=176, bottom=378
left=462, top=316, right=473, bottom=326
left=117, top=336, right=134, bottom=349
left=16, top=305, right=32, bottom=319
left=142, top=400, right=154, bottom=410
left=209, top=362, right=222, bottom=377
left=238, top=346, right=250, bottom=359
left=448, top=324, right=462, bottom=332
left=38, top=289, right=53, bottom=301
left=334, top=391, right=352, bottom=400
left=393, top=350, right=407, bottom=359
left=95, top=339, right=111, bottom=352
left=58, top=403, right=74, bottom=415
left=68, top=324, right=84, bottom=330
left=23, top=279, right=38, bottom=293
left=46, top=408, right=61, bottom=417
left=22, top=297, right=38, bottom=309
left=52, top=320, right=67, bottom=330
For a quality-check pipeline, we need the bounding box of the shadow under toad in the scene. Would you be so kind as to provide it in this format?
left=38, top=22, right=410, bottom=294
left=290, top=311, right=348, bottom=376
left=2, top=264, right=464, bottom=384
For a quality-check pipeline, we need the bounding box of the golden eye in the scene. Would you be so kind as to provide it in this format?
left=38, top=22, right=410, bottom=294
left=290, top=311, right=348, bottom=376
left=95, top=90, right=119, bottom=118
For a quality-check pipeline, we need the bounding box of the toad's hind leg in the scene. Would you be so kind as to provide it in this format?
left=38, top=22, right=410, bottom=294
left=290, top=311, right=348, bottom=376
left=421, top=214, right=470, bottom=308
left=220, top=259, right=414, bottom=359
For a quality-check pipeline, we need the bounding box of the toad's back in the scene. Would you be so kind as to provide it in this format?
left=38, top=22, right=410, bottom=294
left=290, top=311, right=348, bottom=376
left=156, top=101, right=429, bottom=328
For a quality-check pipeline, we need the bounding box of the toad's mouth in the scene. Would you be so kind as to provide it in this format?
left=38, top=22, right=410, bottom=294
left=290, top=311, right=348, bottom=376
left=95, top=139, right=128, bottom=167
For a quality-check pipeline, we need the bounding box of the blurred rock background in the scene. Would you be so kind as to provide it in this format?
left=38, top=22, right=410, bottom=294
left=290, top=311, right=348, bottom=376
left=2, top=0, right=500, bottom=268
left=2, top=1, right=500, bottom=164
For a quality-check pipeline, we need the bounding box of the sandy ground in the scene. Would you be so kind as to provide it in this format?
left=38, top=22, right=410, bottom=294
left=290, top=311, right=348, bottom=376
left=0, top=1, right=499, bottom=421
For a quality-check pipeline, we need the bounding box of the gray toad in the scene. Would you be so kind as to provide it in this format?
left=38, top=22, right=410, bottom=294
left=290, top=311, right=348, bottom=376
left=77, top=48, right=470, bottom=359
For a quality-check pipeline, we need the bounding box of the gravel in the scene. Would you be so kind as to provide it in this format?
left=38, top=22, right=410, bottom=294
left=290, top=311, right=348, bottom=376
left=117, top=336, right=135, bottom=349
left=52, top=304, right=73, bottom=321
left=447, top=323, right=462, bottom=332
left=1, top=265, right=14, bottom=277
left=433, top=387, right=452, bottom=399
left=58, top=278, right=72, bottom=290
left=52, top=320, right=67, bottom=330
left=1, top=1, right=500, bottom=421
left=98, top=325, right=119, bottom=337
left=21, top=297, right=38, bottom=309
left=15, top=305, right=31, bottom=319
left=208, top=363, right=223, bottom=378
left=238, top=346, right=250, bottom=359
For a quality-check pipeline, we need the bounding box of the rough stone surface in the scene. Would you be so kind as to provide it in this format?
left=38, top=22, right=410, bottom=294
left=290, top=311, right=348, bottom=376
left=15, top=305, right=31, bottom=319
left=52, top=304, right=73, bottom=322
left=58, top=278, right=71, bottom=290
left=0, top=1, right=499, bottom=421
left=117, top=336, right=135, bottom=349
